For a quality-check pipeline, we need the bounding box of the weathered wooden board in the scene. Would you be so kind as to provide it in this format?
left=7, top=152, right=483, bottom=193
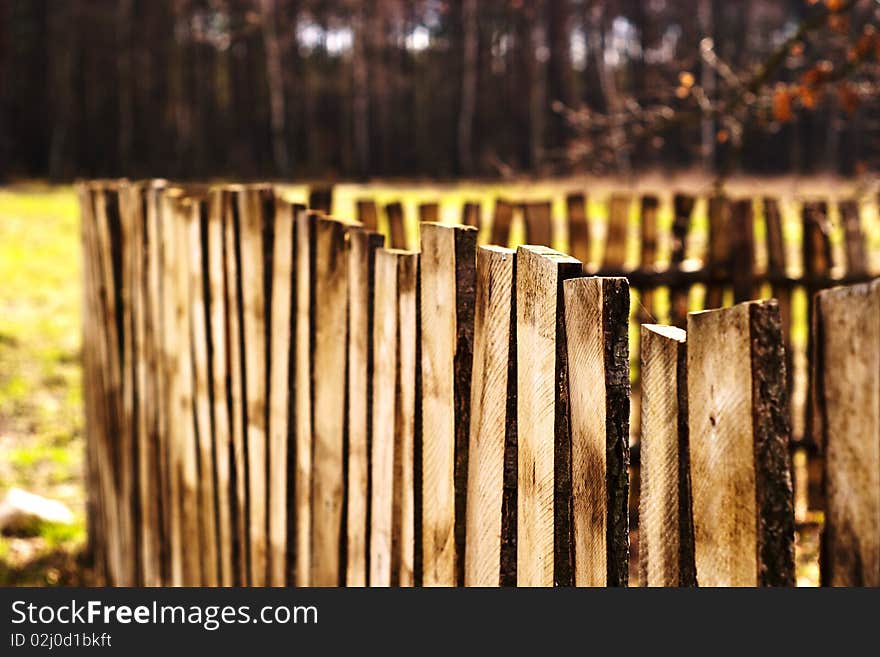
left=238, top=186, right=274, bottom=587
left=524, top=202, right=552, bottom=248
left=638, top=195, right=659, bottom=317
left=356, top=199, right=379, bottom=231
left=516, top=245, right=582, bottom=587
left=462, top=202, right=481, bottom=229
left=669, top=194, right=695, bottom=328
left=311, top=217, right=351, bottom=586
left=370, top=249, right=420, bottom=586
left=490, top=199, right=514, bottom=247
left=268, top=199, right=298, bottom=586
left=170, top=192, right=201, bottom=585
left=814, top=281, right=880, bottom=586
left=705, top=194, right=730, bottom=309
left=293, top=210, right=317, bottom=586
left=206, top=188, right=234, bottom=586
left=604, top=194, right=630, bottom=269
left=730, top=199, right=755, bottom=304
left=566, top=193, right=590, bottom=266
left=563, top=277, right=630, bottom=587
left=639, top=324, right=695, bottom=587
left=140, top=182, right=166, bottom=586
left=419, top=202, right=440, bottom=224
left=687, top=301, right=794, bottom=586
left=346, top=227, right=386, bottom=586
left=838, top=200, right=867, bottom=276
left=187, top=197, right=219, bottom=586
left=386, top=202, right=407, bottom=249
left=464, top=246, right=517, bottom=587
left=223, top=186, right=249, bottom=585
left=419, top=223, right=477, bottom=586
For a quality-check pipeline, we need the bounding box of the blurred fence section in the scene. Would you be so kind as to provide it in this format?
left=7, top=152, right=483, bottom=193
left=79, top=180, right=879, bottom=586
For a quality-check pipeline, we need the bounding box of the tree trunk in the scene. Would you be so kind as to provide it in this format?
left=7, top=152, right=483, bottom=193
left=261, top=0, right=289, bottom=175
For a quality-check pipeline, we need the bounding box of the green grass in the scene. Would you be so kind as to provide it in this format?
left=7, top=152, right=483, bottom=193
left=0, top=184, right=85, bottom=585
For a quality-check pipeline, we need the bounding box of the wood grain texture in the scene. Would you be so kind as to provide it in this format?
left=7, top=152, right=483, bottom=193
left=140, top=183, right=165, bottom=585
left=604, top=194, right=630, bottom=269
left=688, top=304, right=754, bottom=586
left=238, top=187, right=273, bottom=587
left=293, top=210, right=317, bottom=586
left=311, top=217, right=350, bottom=586
left=171, top=193, right=201, bottom=585
left=346, top=227, right=385, bottom=586
left=187, top=198, right=219, bottom=586
left=223, top=186, right=249, bottom=585
left=687, top=301, right=794, bottom=586
left=464, top=246, right=516, bottom=587
left=566, top=193, right=590, bottom=266
left=419, top=223, right=477, bottom=586
left=516, top=245, right=582, bottom=587
left=268, top=199, right=297, bottom=586
left=639, top=324, right=695, bottom=587
left=370, top=249, right=420, bottom=586
left=563, top=277, right=630, bottom=586
left=815, top=281, right=880, bottom=586
left=207, top=189, right=233, bottom=586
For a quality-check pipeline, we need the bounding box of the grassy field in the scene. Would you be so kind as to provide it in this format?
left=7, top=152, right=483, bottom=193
left=0, top=184, right=86, bottom=585
left=3, top=176, right=878, bottom=586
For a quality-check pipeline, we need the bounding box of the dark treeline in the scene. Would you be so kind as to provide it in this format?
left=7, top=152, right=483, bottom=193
left=1, top=0, right=878, bottom=181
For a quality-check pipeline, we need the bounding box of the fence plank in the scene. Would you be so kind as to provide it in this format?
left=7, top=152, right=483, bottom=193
left=566, top=193, right=590, bottom=266
left=370, top=249, right=420, bottom=586
left=462, top=202, right=481, bottom=229
left=187, top=198, right=219, bottom=587
left=419, top=223, right=477, bottom=586
left=223, top=187, right=249, bottom=586
left=705, top=195, right=730, bottom=309
left=268, top=199, right=298, bottom=586
left=386, top=201, right=407, bottom=249
left=524, top=201, right=552, bottom=247
left=293, top=210, right=317, bottom=586
left=604, top=194, right=630, bottom=269
left=730, top=199, right=755, bottom=303
left=139, top=183, right=165, bottom=585
left=356, top=200, right=379, bottom=231
left=464, top=246, right=517, bottom=587
left=346, top=227, right=386, bottom=586
left=763, top=198, right=793, bottom=399
left=638, top=196, right=659, bottom=317
left=238, top=187, right=274, bottom=587
left=311, top=217, right=351, bottom=586
left=516, top=245, right=582, bottom=587
left=670, top=194, right=695, bottom=328
left=563, top=276, right=630, bottom=586
left=814, top=281, right=880, bottom=586
left=639, top=324, right=695, bottom=587
left=207, top=189, right=234, bottom=586
left=490, top=199, right=514, bottom=247
left=171, top=192, right=202, bottom=585
left=687, top=300, right=795, bottom=586
left=419, top=202, right=440, bottom=224
left=839, top=200, right=867, bottom=277
left=308, top=186, right=333, bottom=213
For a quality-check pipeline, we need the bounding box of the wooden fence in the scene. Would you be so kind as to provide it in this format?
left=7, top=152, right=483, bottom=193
left=79, top=179, right=879, bottom=586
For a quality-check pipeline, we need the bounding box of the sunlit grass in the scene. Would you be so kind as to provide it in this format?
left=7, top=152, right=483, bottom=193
left=0, top=185, right=84, bottom=584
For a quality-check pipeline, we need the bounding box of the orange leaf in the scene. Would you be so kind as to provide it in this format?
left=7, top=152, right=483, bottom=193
left=773, top=86, right=793, bottom=123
